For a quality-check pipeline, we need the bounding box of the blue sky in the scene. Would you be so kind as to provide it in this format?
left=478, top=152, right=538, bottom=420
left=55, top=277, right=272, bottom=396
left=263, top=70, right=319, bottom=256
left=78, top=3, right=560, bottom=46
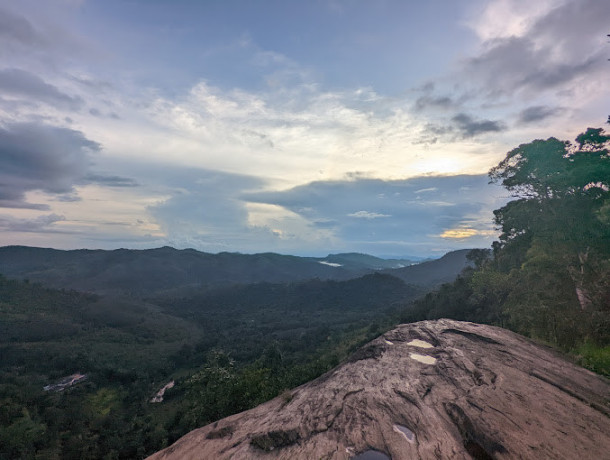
left=0, top=0, right=608, bottom=256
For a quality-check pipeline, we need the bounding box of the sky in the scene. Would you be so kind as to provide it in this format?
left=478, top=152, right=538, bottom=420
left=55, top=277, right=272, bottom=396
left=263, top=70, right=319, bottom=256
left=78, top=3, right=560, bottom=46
left=0, top=0, right=608, bottom=257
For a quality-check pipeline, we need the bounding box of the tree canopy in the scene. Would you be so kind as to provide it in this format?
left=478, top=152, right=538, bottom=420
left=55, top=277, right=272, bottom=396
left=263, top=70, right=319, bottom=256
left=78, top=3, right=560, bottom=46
left=411, top=126, right=610, bottom=358
left=490, top=127, right=610, bottom=200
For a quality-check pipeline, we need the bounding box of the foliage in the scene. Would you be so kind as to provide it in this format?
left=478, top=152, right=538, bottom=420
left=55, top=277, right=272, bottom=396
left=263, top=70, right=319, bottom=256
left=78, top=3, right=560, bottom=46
left=408, top=126, right=610, bottom=369
left=0, top=270, right=410, bottom=459
left=573, top=343, right=610, bottom=377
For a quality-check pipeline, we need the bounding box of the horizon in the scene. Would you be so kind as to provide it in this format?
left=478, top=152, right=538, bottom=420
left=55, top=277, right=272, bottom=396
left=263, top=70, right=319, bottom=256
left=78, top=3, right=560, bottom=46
left=0, top=242, right=464, bottom=260
left=1, top=0, right=608, bottom=256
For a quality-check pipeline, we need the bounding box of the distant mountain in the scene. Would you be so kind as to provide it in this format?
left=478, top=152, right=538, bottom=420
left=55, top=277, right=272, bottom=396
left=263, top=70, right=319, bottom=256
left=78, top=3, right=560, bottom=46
left=0, top=246, right=472, bottom=295
left=0, top=246, right=352, bottom=295
left=380, top=249, right=473, bottom=287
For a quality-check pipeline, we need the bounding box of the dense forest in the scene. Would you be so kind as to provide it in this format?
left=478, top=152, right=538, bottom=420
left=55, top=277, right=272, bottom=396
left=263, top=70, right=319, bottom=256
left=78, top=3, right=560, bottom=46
left=1, top=126, right=608, bottom=459
left=0, top=271, right=419, bottom=459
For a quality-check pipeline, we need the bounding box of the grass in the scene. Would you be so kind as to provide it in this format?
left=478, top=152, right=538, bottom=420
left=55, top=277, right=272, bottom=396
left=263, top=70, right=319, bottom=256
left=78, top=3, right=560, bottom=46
left=573, top=343, right=610, bottom=377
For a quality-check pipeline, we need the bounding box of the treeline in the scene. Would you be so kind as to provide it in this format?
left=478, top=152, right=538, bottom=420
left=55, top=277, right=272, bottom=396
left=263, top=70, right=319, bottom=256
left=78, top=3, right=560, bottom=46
left=402, top=127, right=610, bottom=374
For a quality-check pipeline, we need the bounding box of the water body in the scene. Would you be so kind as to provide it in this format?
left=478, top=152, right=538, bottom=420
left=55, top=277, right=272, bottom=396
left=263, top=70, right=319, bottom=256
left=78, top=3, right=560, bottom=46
left=351, top=450, right=390, bottom=460
left=406, top=339, right=434, bottom=348
left=409, top=352, right=436, bottom=365
left=393, top=424, right=415, bottom=443
left=318, top=261, right=342, bottom=267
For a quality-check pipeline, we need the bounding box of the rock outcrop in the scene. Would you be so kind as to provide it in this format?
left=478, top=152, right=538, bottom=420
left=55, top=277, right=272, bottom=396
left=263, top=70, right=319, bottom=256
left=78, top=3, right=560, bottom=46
left=148, top=320, right=610, bottom=459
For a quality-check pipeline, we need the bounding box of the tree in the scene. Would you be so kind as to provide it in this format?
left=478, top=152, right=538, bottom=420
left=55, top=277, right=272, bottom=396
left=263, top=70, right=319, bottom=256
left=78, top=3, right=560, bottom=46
left=490, top=128, right=610, bottom=201
left=488, top=127, right=610, bottom=344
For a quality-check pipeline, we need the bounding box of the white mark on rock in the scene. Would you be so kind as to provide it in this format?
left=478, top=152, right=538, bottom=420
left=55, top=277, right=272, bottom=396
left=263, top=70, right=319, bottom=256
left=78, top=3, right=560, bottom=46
left=346, top=447, right=355, bottom=455
left=393, top=424, right=415, bottom=443
left=410, top=353, right=436, bottom=365
left=384, top=339, right=393, bottom=345
left=407, top=339, right=434, bottom=348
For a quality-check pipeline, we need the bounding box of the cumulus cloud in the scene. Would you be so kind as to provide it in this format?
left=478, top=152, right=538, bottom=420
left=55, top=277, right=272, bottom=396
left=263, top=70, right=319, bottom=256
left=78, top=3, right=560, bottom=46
left=410, top=0, right=609, bottom=138
left=147, top=166, right=267, bottom=251
left=465, top=36, right=599, bottom=96
left=0, top=68, right=84, bottom=110
left=139, top=80, right=436, bottom=184
left=245, top=175, right=508, bottom=255
left=136, top=171, right=508, bottom=255
left=463, top=0, right=609, bottom=98
left=0, top=122, right=100, bottom=208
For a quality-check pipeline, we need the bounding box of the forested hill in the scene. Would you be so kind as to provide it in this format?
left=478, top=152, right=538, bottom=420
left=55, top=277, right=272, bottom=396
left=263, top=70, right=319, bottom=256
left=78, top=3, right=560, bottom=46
left=404, top=126, right=610, bottom=375
left=0, top=245, right=469, bottom=295
left=0, top=270, right=422, bottom=459
left=381, top=249, right=473, bottom=287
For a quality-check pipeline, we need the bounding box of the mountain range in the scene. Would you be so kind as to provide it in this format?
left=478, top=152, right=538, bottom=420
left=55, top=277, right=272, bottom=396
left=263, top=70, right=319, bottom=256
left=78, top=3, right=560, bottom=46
left=0, top=246, right=472, bottom=295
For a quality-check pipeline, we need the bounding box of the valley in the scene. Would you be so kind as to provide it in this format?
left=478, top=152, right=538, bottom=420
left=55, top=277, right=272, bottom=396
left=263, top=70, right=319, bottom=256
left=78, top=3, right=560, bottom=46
left=0, top=247, right=469, bottom=459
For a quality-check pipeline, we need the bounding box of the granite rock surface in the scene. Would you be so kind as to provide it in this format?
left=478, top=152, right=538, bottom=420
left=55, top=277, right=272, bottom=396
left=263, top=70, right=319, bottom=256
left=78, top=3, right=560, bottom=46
left=148, top=319, right=610, bottom=459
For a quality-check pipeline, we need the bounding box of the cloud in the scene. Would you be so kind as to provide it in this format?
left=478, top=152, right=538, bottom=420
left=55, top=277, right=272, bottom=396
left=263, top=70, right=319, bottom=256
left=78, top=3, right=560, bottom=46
left=0, top=122, right=100, bottom=208
left=132, top=74, right=513, bottom=190
left=451, top=113, right=504, bottom=138
left=463, top=0, right=609, bottom=98
left=347, top=211, right=390, bottom=219
left=517, top=105, right=563, bottom=124
left=440, top=228, right=480, bottom=239
left=140, top=80, right=426, bottom=183
left=418, top=113, right=505, bottom=144
left=84, top=174, right=138, bottom=187
left=415, top=94, right=456, bottom=112
left=135, top=171, right=508, bottom=256
left=0, top=7, right=43, bottom=47
left=0, top=68, right=84, bottom=110
left=244, top=174, right=508, bottom=255
left=3, top=0, right=603, bottom=255
left=0, top=213, right=66, bottom=233
left=147, top=166, right=267, bottom=251
left=466, top=36, right=599, bottom=96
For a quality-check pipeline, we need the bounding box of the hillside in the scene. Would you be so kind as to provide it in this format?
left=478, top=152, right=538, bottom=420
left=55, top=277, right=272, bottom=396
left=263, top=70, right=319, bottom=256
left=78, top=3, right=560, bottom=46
left=381, top=249, right=473, bottom=287
left=0, top=271, right=421, bottom=459
left=0, top=246, right=468, bottom=295
left=148, top=319, right=610, bottom=460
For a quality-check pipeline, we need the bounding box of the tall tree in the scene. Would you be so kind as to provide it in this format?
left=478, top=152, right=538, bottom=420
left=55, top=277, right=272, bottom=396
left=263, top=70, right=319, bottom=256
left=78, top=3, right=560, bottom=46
left=488, top=127, right=610, bottom=344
